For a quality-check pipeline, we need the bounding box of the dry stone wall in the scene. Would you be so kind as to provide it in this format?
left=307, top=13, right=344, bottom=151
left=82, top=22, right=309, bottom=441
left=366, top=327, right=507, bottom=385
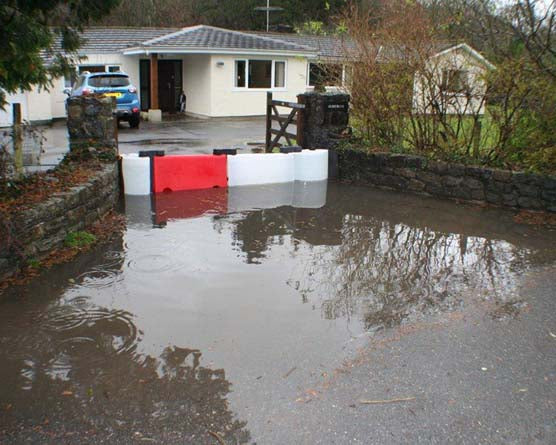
left=0, top=164, right=119, bottom=280
left=338, top=150, right=556, bottom=212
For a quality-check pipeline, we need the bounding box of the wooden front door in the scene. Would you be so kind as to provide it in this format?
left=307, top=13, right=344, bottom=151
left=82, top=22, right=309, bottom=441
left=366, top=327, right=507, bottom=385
left=158, top=60, right=182, bottom=112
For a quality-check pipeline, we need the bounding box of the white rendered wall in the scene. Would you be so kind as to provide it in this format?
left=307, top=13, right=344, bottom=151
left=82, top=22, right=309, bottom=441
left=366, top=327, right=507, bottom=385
left=413, top=48, right=489, bottom=115
left=183, top=54, right=212, bottom=116
left=209, top=54, right=309, bottom=117
left=0, top=91, right=28, bottom=127
left=50, top=77, right=69, bottom=119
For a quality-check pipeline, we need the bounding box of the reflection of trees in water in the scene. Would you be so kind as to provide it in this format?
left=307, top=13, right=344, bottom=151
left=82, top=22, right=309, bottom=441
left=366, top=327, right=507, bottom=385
left=0, top=301, right=250, bottom=444
left=296, top=214, right=530, bottom=329
left=219, top=204, right=536, bottom=330
left=220, top=210, right=293, bottom=264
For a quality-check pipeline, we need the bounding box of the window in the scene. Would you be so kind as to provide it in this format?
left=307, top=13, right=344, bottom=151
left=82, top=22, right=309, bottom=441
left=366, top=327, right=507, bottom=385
left=234, top=60, right=287, bottom=89
left=274, top=61, right=285, bottom=88
left=79, top=65, right=105, bottom=74
left=308, top=63, right=343, bottom=87
left=249, top=60, right=272, bottom=88
left=88, top=75, right=130, bottom=88
left=235, top=60, right=246, bottom=87
left=441, top=69, right=468, bottom=93
left=78, top=65, right=121, bottom=74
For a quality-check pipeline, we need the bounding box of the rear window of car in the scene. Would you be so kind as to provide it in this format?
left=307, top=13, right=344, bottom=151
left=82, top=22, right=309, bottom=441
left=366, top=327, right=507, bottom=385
left=88, top=75, right=130, bottom=88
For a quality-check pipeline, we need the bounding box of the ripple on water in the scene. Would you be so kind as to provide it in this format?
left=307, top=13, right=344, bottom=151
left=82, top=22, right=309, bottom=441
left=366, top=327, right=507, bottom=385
left=76, top=268, right=123, bottom=289
left=127, top=253, right=185, bottom=274
left=39, top=306, right=140, bottom=355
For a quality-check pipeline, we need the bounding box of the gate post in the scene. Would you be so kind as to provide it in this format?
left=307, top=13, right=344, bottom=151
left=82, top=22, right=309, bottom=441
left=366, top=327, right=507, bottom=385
left=296, top=92, right=350, bottom=179
left=67, top=95, right=118, bottom=160
left=12, top=103, right=23, bottom=179
left=265, top=92, right=272, bottom=152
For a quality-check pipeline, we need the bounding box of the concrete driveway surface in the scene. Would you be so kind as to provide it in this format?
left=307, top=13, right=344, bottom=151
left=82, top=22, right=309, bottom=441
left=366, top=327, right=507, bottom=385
left=37, top=115, right=266, bottom=167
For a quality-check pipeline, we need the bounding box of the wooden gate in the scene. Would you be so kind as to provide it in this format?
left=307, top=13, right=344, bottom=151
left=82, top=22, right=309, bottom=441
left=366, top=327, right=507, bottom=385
left=265, top=92, right=305, bottom=153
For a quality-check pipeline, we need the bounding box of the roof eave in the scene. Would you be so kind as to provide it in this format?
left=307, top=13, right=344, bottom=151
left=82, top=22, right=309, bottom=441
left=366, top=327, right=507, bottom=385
left=122, top=47, right=317, bottom=58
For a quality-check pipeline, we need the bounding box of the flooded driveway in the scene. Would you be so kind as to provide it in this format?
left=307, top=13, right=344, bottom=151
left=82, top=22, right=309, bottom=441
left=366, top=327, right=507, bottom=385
left=1, top=183, right=555, bottom=444
left=38, top=116, right=266, bottom=167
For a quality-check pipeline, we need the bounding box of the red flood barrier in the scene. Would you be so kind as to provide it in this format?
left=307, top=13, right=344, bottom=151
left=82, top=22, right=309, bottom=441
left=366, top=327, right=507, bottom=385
left=152, top=155, right=228, bottom=193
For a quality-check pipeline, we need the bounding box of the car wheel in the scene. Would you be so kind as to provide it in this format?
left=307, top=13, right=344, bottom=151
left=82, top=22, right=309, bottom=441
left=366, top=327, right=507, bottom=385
left=129, top=116, right=140, bottom=129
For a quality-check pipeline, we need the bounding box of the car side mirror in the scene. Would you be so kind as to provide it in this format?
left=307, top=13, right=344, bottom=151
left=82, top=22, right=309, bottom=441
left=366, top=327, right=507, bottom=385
left=63, top=87, right=72, bottom=96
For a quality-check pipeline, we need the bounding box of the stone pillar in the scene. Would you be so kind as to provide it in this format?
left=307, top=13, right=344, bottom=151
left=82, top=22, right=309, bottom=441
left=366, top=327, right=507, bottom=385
left=66, top=95, right=118, bottom=160
left=297, top=92, right=350, bottom=178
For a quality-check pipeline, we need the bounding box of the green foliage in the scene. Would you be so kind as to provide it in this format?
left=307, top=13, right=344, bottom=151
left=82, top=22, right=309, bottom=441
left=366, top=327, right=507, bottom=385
left=99, top=0, right=347, bottom=30
left=26, top=258, right=41, bottom=269
left=65, top=231, right=97, bottom=248
left=0, top=0, right=119, bottom=108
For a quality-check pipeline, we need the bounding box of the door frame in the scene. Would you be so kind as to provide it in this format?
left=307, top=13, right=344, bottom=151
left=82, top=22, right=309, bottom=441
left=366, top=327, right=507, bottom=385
left=139, top=58, right=183, bottom=112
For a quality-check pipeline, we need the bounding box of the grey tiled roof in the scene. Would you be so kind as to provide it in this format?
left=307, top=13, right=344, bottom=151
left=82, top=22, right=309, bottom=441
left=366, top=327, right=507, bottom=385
left=247, top=32, right=354, bottom=60
left=131, top=25, right=315, bottom=53
left=50, top=27, right=179, bottom=55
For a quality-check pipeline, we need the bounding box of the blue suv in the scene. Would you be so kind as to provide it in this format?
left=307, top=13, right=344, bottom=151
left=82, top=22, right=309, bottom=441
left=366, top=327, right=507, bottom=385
left=69, top=71, right=141, bottom=128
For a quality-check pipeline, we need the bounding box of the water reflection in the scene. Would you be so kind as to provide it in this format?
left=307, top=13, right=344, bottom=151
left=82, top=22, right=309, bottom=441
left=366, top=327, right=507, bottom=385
left=215, top=184, right=555, bottom=329
left=1, top=182, right=555, bottom=442
left=0, top=237, right=250, bottom=444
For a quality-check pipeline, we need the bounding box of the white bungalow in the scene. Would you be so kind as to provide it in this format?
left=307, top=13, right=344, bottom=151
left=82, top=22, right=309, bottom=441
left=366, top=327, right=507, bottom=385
left=0, top=25, right=493, bottom=126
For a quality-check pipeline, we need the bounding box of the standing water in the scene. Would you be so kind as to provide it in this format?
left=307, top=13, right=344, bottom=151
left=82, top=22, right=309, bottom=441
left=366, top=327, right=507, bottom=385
left=0, top=182, right=555, bottom=444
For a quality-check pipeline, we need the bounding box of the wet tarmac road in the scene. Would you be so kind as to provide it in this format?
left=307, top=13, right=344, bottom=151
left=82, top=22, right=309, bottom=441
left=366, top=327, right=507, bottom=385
left=37, top=116, right=266, bottom=168
left=0, top=183, right=555, bottom=444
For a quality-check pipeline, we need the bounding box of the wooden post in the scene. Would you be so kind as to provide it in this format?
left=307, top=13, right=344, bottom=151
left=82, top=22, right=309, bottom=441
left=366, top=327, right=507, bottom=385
left=13, top=104, right=23, bottom=179
left=150, top=53, right=159, bottom=110
left=296, top=94, right=306, bottom=148
left=265, top=92, right=272, bottom=152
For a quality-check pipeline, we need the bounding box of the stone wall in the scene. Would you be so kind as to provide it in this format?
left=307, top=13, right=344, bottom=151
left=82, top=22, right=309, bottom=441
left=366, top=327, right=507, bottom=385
left=67, top=95, right=117, bottom=156
left=338, top=150, right=556, bottom=212
left=0, top=164, right=119, bottom=280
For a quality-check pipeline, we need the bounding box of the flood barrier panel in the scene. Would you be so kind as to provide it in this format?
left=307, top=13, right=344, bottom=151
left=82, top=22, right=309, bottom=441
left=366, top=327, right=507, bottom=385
left=153, top=155, right=228, bottom=193
left=121, top=154, right=151, bottom=196
left=293, top=149, right=328, bottom=182
left=227, top=153, right=295, bottom=187
left=121, top=150, right=329, bottom=195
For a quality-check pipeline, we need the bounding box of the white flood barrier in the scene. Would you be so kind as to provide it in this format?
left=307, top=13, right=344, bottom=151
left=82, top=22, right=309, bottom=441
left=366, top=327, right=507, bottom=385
left=293, top=149, right=328, bottom=182
left=293, top=180, right=328, bottom=208
left=121, top=154, right=151, bottom=195
left=228, top=182, right=294, bottom=213
left=227, top=153, right=295, bottom=187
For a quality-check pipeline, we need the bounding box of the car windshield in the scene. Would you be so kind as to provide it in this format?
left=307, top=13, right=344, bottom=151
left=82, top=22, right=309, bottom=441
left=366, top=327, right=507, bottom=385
left=88, top=75, right=130, bottom=88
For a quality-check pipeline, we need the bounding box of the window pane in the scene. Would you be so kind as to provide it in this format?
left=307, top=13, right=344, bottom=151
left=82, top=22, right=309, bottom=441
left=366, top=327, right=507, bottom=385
left=309, top=63, right=341, bottom=87
left=235, top=60, right=246, bottom=87
left=108, top=65, right=121, bottom=72
left=274, top=61, right=285, bottom=88
left=79, top=65, right=105, bottom=74
left=248, top=60, right=272, bottom=88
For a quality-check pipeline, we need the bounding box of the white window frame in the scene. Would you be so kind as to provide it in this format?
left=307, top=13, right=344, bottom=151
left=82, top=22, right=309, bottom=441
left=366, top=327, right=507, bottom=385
left=233, top=59, right=288, bottom=91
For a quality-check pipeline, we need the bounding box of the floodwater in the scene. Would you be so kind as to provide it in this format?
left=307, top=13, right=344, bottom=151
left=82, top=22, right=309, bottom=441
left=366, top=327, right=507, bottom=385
left=1, top=183, right=555, bottom=444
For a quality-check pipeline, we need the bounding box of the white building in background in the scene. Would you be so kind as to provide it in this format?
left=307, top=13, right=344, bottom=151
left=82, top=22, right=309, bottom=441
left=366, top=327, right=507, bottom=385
left=0, top=25, right=493, bottom=126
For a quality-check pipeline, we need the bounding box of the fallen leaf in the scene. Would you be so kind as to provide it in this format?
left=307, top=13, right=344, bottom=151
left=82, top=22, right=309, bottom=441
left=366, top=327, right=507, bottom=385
left=61, top=391, right=73, bottom=396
